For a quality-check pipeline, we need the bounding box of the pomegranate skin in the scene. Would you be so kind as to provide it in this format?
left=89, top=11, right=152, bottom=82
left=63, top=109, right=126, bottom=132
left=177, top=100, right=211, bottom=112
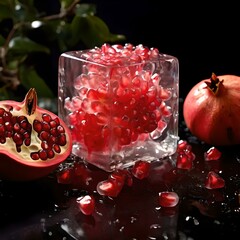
left=0, top=89, right=72, bottom=181
left=183, top=74, right=240, bottom=146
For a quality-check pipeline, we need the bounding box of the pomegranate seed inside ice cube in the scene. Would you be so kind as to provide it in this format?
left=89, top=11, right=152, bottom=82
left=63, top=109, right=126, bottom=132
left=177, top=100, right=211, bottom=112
left=158, top=191, right=179, bottom=207
left=77, top=195, right=95, bottom=215
left=205, top=171, right=225, bottom=189
left=204, top=147, right=222, bottom=161
left=131, top=160, right=150, bottom=179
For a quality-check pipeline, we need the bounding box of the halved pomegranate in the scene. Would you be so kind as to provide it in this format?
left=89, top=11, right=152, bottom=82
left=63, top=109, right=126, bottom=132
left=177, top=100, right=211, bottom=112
left=0, top=88, right=72, bottom=181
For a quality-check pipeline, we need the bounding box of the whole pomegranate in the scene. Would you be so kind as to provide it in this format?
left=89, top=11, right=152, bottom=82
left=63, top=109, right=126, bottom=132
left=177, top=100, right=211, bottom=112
left=0, top=88, right=72, bottom=181
left=183, top=73, right=240, bottom=146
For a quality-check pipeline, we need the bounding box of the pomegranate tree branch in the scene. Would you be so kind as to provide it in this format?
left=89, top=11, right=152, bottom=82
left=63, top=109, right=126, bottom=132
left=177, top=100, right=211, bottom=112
left=43, top=0, right=81, bottom=21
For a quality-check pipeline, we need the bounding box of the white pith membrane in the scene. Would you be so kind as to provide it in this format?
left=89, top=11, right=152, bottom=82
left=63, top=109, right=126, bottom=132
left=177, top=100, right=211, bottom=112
left=0, top=89, right=71, bottom=164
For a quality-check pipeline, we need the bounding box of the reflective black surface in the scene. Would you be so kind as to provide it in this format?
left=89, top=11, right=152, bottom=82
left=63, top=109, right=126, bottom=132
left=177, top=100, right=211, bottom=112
left=0, top=101, right=240, bottom=240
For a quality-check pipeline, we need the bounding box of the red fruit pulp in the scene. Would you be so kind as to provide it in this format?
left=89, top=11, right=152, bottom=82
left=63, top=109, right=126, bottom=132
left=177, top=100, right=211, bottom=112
left=0, top=88, right=72, bottom=181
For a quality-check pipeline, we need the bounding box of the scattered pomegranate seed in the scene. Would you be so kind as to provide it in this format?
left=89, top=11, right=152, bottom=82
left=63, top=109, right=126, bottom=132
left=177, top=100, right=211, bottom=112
left=131, top=160, right=150, bottom=179
left=204, top=147, right=222, bottom=161
left=177, top=139, right=192, bottom=153
left=176, top=153, right=193, bottom=170
left=97, top=179, right=124, bottom=197
left=57, top=168, right=73, bottom=184
left=205, top=171, right=225, bottom=189
left=158, top=191, right=179, bottom=207
left=77, top=195, right=95, bottom=215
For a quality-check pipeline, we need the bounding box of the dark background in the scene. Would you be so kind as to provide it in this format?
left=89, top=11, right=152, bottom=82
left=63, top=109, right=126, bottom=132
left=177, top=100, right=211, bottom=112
left=85, top=0, right=240, bottom=98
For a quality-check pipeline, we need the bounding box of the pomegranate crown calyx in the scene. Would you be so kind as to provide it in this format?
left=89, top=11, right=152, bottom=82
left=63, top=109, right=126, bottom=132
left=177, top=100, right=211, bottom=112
left=24, top=88, right=37, bottom=116
left=204, top=72, right=224, bottom=95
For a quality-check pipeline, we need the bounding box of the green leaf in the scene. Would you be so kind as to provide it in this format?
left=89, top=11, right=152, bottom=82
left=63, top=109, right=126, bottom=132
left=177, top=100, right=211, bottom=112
left=19, top=65, right=54, bottom=98
left=75, top=3, right=96, bottom=16
left=8, top=36, right=50, bottom=54
left=70, top=15, right=125, bottom=48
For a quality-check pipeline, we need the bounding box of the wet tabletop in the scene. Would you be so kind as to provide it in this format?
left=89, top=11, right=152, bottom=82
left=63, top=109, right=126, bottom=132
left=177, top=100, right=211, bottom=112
left=0, top=104, right=240, bottom=240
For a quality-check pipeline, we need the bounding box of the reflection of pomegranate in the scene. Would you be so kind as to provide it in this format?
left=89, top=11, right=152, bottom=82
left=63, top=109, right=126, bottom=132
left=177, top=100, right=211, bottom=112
left=183, top=73, right=240, bottom=146
left=0, top=88, right=72, bottom=181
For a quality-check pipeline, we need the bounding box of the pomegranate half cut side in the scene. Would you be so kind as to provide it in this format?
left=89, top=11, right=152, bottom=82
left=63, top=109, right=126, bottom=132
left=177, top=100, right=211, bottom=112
left=0, top=88, right=72, bottom=181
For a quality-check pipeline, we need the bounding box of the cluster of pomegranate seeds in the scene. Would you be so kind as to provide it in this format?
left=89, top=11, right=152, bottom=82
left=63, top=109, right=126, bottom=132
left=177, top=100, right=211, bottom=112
left=204, top=146, right=222, bottom=161
left=0, top=105, right=68, bottom=161
left=176, top=140, right=225, bottom=190
left=76, top=195, right=95, bottom=215
left=158, top=191, right=179, bottom=208
left=0, top=107, right=32, bottom=152
left=31, top=113, right=67, bottom=160
left=65, top=43, right=172, bottom=153
left=176, top=140, right=195, bottom=169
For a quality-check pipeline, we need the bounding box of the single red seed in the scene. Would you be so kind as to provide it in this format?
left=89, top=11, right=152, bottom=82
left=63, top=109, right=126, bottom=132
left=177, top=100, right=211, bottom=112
left=57, top=168, right=73, bottom=184
left=24, top=138, right=31, bottom=146
left=38, top=150, right=48, bottom=160
left=205, top=171, right=225, bottom=189
left=39, top=131, right=50, bottom=141
left=42, top=122, right=50, bottom=131
left=49, top=120, right=57, bottom=128
left=177, top=139, right=192, bottom=152
left=13, top=123, right=21, bottom=132
left=17, top=116, right=26, bottom=123
left=57, top=125, right=65, bottom=133
left=58, top=134, right=67, bottom=146
left=42, top=114, right=52, bottom=122
left=158, top=191, right=179, bottom=207
left=33, top=120, right=42, bottom=132
left=48, top=136, right=57, bottom=145
left=47, top=149, right=55, bottom=159
left=4, top=122, right=12, bottom=131
left=176, top=153, right=193, bottom=170
left=31, top=152, right=39, bottom=160
left=204, top=147, right=222, bottom=161
left=131, top=160, right=150, bottom=179
left=77, top=195, right=95, bottom=215
left=41, top=141, right=49, bottom=150
left=3, top=111, right=12, bottom=121
left=13, top=133, right=23, bottom=145
left=97, top=179, right=123, bottom=197
left=50, top=128, right=58, bottom=136
left=53, top=144, right=61, bottom=153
